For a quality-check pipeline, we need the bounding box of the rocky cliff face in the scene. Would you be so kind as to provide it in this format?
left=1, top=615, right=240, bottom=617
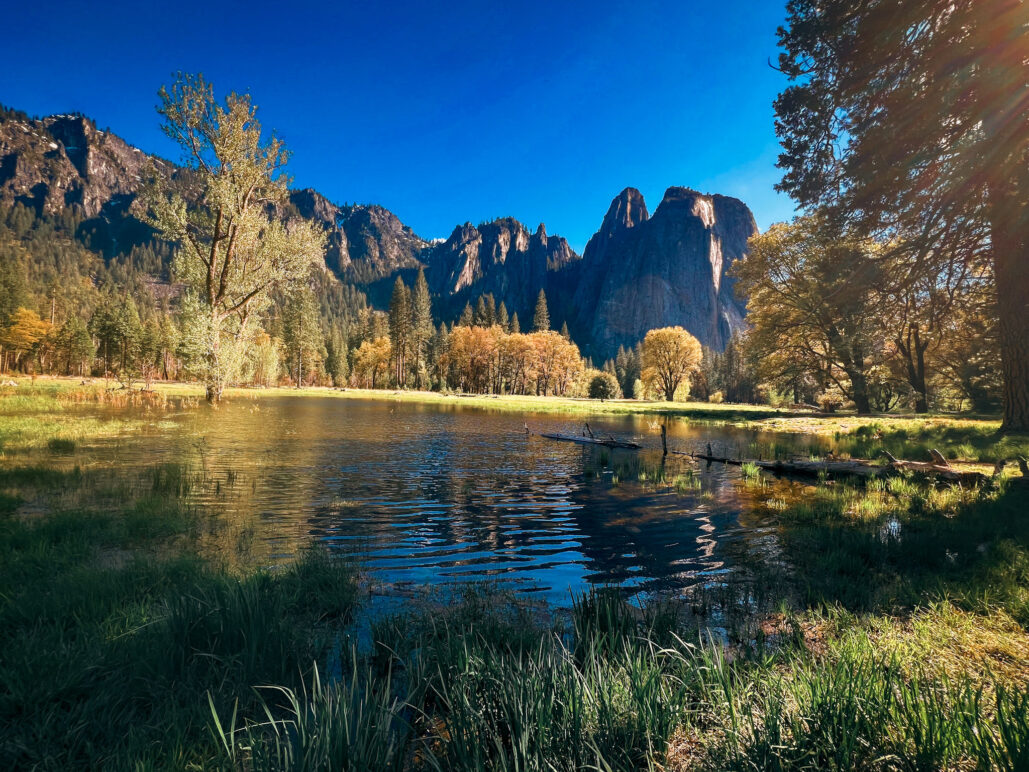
left=423, top=218, right=579, bottom=319
left=0, top=111, right=159, bottom=218
left=290, top=189, right=427, bottom=282
left=563, top=186, right=754, bottom=357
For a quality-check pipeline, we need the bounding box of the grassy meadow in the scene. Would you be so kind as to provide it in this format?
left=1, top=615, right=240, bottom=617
left=1, top=378, right=1027, bottom=769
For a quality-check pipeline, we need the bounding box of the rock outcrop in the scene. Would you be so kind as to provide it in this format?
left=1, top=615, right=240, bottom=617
left=563, top=187, right=754, bottom=357
left=290, top=190, right=427, bottom=282
left=0, top=111, right=164, bottom=218
left=423, top=218, right=580, bottom=319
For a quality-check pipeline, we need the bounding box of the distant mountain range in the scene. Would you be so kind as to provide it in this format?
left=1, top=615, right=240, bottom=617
left=0, top=105, right=756, bottom=359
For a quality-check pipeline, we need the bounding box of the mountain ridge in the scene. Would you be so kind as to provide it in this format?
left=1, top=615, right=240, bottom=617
left=0, top=104, right=755, bottom=358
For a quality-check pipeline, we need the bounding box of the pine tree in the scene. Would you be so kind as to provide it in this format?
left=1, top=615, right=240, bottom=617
left=532, top=289, right=550, bottom=332
left=484, top=294, right=496, bottom=327
left=560, top=321, right=570, bottom=340
left=458, top=302, right=474, bottom=327
left=89, top=298, right=119, bottom=375
left=388, top=276, right=412, bottom=386
left=411, top=267, right=432, bottom=387
left=282, top=289, right=322, bottom=387
left=614, top=345, right=641, bottom=398
left=138, top=317, right=162, bottom=388
left=325, top=328, right=349, bottom=387
left=474, top=296, right=488, bottom=327
left=0, top=258, right=28, bottom=330
left=497, top=301, right=509, bottom=331
left=114, top=299, right=142, bottom=374
left=510, top=312, right=520, bottom=334
left=56, top=317, right=94, bottom=376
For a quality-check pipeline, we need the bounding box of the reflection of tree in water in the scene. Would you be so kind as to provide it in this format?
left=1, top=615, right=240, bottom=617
left=89, top=395, right=807, bottom=596
left=310, top=429, right=787, bottom=598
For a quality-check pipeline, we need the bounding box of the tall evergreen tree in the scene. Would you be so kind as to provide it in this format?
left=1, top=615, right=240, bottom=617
left=411, top=267, right=433, bottom=387
left=484, top=294, right=497, bottom=327
left=56, top=317, right=94, bottom=376
left=497, top=301, right=509, bottom=332
left=474, top=296, right=488, bottom=327
left=532, top=289, right=550, bottom=332
left=89, top=297, right=119, bottom=375
left=388, top=276, right=412, bottom=386
left=325, top=328, right=349, bottom=387
left=0, top=258, right=28, bottom=330
left=510, top=312, right=520, bottom=334
left=282, top=289, right=322, bottom=387
left=114, top=299, right=142, bottom=374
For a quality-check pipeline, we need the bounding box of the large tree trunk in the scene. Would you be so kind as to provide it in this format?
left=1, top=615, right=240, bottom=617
left=206, top=310, right=222, bottom=403
left=992, top=188, right=1029, bottom=433
left=849, top=369, right=872, bottom=414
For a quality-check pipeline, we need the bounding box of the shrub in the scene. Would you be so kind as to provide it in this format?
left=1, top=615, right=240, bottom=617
left=817, top=391, right=846, bottom=413
left=588, top=372, right=621, bottom=400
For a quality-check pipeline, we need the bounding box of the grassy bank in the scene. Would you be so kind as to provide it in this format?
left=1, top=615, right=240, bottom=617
left=2, top=379, right=1027, bottom=769
left=6, top=375, right=1022, bottom=463
left=0, top=464, right=361, bottom=769
left=3, top=461, right=1026, bottom=770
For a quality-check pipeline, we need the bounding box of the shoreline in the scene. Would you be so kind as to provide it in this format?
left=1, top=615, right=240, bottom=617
left=4, top=374, right=1006, bottom=437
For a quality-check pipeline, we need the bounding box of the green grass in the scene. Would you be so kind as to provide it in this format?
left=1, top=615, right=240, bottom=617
left=836, top=420, right=1029, bottom=464
left=0, top=465, right=361, bottom=769
left=767, top=479, right=1029, bottom=622
left=207, top=584, right=1029, bottom=771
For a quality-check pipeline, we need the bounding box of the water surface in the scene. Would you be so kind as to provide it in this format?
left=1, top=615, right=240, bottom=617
left=82, top=395, right=825, bottom=604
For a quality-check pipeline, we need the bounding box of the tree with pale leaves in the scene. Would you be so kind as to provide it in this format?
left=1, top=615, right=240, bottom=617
left=143, top=73, right=325, bottom=402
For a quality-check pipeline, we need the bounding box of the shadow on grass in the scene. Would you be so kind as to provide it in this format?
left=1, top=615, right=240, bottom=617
left=837, top=422, right=1029, bottom=463
left=774, top=481, right=1029, bottom=624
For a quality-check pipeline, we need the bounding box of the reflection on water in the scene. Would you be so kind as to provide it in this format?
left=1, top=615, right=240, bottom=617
left=81, top=396, right=828, bottom=604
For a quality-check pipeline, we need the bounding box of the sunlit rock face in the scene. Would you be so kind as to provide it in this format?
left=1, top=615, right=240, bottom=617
left=0, top=113, right=162, bottom=218
left=423, top=217, right=581, bottom=321
left=290, top=189, right=427, bottom=282
left=564, top=186, right=755, bottom=359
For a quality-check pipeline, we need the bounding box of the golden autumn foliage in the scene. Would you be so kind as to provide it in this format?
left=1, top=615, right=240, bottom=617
left=0, top=307, right=52, bottom=371
left=353, top=336, right=392, bottom=388
left=442, top=326, right=583, bottom=396
left=640, top=326, right=702, bottom=401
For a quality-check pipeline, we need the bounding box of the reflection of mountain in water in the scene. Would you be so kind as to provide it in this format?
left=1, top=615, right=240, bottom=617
left=82, top=396, right=818, bottom=604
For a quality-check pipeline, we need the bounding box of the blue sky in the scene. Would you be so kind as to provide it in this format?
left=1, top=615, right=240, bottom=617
left=4, top=0, right=795, bottom=250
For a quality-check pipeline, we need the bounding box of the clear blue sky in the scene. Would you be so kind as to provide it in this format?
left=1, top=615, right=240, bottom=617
left=4, top=0, right=795, bottom=250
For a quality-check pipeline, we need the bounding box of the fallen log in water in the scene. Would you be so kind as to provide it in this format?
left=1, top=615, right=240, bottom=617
left=879, top=450, right=989, bottom=486
left=539, top=432, right=642, bottom=450
left=690, top=444, right=990, bottom=485
left=755, top=458, right=887, bottom=480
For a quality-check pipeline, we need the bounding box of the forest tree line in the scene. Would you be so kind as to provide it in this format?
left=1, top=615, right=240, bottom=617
left=0, top=193, right=1005, bottom=413
left=0, top=209, right=709, bottom=403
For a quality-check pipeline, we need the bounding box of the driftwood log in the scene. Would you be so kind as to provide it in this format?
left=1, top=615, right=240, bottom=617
left=692, top=444, right=995, bottom=486
left=539, top=432, right=642, bottom=450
